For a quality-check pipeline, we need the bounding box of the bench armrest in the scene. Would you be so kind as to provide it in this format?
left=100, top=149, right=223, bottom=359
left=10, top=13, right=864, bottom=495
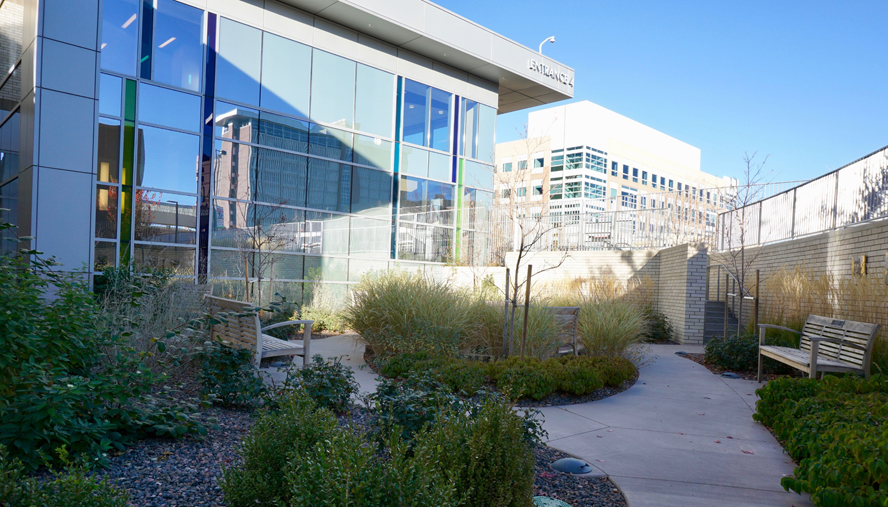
left=807, top=334, right=867, bottom=351
left=262, top=320, right=314, bottom=332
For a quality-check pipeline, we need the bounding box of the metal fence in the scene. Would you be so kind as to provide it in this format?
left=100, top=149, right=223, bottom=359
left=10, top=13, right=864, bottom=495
left=717, top=146, right=888, bottom=250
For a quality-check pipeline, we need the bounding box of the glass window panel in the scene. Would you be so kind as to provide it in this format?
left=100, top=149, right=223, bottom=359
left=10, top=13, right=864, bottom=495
left=0, top=112, right=19, bottom=184
left=260, top=32, right=311, bottom=118
left=429, top=88, right=451, bottom=152
left=215, top=101, right=258, bottom=141
left=398, top=176, right=426, bottom=223
left=353, top=135, right=391, bottom=170
left=303, top=257, right=347, bottom=282
left=152, top=0, right=203, bottom=91
left=139, top=82, right=200, bottom=132
left=95, top=184, right=118, bottom=239
left=428, top=151, right=450, bottom=182
left=97, top=118, right=121, bottom=183
left=459, top=98, right=478, bottom=158
left=354, top=64, right=394, bottom=138
left=216, top=18, right=261, bottom=105
left=426, top=180, right=454, bottom=226
left=463, top=160, right=493, bottom=190
left=306, top=159, right=350, bottom=213
left=310, top=49, right=355, bottom=128
left=308, top=124, right=352, bottom=162
left=350, top=167, right=391, bottom=218
left=397, top=223, right=453, bottom=263
left=211, top=199, right=305, bottom=252
left=94, top=241, right=117, bottom=270
left=213, top=250, right=304, bottom=281
left=267, top=253, right=304, bottom=281
left=101, top=0, right=139, bottom=75
left=402, top=79, right=428, bottom=147
left=99, top=74, right=122, bottom=117
left=400, top=144, right=428, bottom=177
left=476, top=104, right=496, bottom=163
left=209, top=248, right=246, bottom=278
left=0, top=65, right=19, bottom=120
left=349, top=216, right=389, bottom=259
left=134, top=191, right=196, bottom=244
left=0, top=179, right=16, bottom=254
left=258, top=111, right=308, bottom=152
left=0, top=0, right=22, bottom=79
left=137, top=125, right=199, bottom=193
left=133, top=244, right=195, bottom=275
left=304, top=212, right=349, bottom=256
left=213, top=139, right=253, bottom=200
left=348, top=258, right=388, bottom=282
left=254, top=147, right=308, bottom=208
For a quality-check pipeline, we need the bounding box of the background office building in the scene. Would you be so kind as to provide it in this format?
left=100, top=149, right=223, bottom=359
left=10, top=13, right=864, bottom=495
left=495, top=101, right=735, bottom=225
left=0, top=0, right=573, bottom=299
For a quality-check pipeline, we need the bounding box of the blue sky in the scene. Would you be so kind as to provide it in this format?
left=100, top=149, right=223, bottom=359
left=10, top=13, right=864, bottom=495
left=437, top=0, right=888, bottom=183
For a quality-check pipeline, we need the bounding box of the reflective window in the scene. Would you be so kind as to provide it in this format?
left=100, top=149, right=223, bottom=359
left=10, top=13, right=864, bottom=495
left=95, top=184, right=118, bottom=239
left=97, top=118, right=121, bottom=183
left=351, top=167, right=391, bottom=218
left=399, top=176, right=426, bottom=221
left=429, top=88, right=451, bottom=152
left=460, top=99, right=496, bottom=162
left=402, top=79, right=428, bottom=146
left=428, top=151, right=450, bottom=182
left=210, top=249, right=304, bottom=280
left=217, top=18, right=262, bottom=105
left=309, top=124, right=352, bottom=162
left=348, top=258, right=389, bottom=280
left=400, top=175, right=453, bottom=225
left=137, top=125, right=200, bottom=193
left=0, top=64, right=20, bottom=118
left=134, top=191, right=197, bottom=244
left=139, top=82, right=200, bottom=132
left=211, top=199, right=304, bottom=252
left=349, top=216, right=389, bottom=258
left=353, top=135, right=391, bottom=171
left=463, top=160, right=493, bottom=190
left=0, top=112, right=20, bottom=183
left=101, top=0, right=139, bottom=75
left=133, top=244, right=195, bottom=275
left=397, top=223, right=452, bottom=263
left=258, top=111, right=308, bottom=153
left=95, top=241, right=116, bottom=270
left=252, top=148, right=308, bottom=208
left=0, top=0, right=23, bottom=81
left=501, top=162, right=512, bottom=172
left=152, top=0, right=203, bottom=91
left=307, top=159, right=350, bottom=213
left=476, top=104, right=496, bottom=163
left=400, top=144, right=428, bottom=177
left=304, top=212, right=349, bottom=256
left=260, top=33, right=311, bottom=118
left=215, top=101, right=258, bottom=141
left=459, top=99, right=477, bottom=157
left=99, top=74, right=122, bottom=117
left=303, top=255, right=347, bottom=281
left=426, top=180, right=454, bottom=225
left=354, top=64, right=394, bottom=138
left=310, top=49, right=355, bottom=128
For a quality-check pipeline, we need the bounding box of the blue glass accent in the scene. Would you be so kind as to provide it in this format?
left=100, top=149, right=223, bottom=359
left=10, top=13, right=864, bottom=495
left=451, top=94, right=459, bottom=182
left=139, top=0, right=154, bottom=79
left=198, top=12, right=217, bottom=281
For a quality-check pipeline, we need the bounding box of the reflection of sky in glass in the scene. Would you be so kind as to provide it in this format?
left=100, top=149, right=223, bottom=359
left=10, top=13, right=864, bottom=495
left=153, top=0, right=203, bottom=92
left=429, top=88, right=451, bottom=152
left=354, top=64, right=394, bottom=138
left=310, top=49, right=355, bottom=128
left=99, top=74, right=122, bottom=117
left=402, top=80, right=428, bottom=146
left=139, top=83, right=201, bottom=132
left=216, top=18, right=261, bottom=105
left=261, top=33, right=311, bottom=118
left=137, top=125, right=200, bottom=193
left=100, top=0, right=139, bottom=76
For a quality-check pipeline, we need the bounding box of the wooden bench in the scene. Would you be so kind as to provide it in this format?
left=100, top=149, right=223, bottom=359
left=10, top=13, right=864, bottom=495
left=544, top=306, right=581, bottom=356
left=758, top=315, right=880, bottom=382
left=205, top=295, right=313, bottom=368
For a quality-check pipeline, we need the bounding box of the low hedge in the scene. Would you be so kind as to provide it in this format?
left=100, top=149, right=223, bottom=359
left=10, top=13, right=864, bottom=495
left=704, top=333, right=798, bottom=374
left=379, top=353, right=636, bottom=401
left=754, top=375, right=888, bottom=506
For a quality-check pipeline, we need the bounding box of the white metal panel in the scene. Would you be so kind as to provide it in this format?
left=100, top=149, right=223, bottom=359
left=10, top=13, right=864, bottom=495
left=41, top=0, right=99, bottom=51
left=41, top=39, right=97, bottom=99
left=37, top=90, right=95, bottom=173
left=35, top=167, right=92, bottom=269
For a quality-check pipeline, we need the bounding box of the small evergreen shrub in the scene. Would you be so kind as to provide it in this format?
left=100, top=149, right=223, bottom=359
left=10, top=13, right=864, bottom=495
left=439, top=360, right=487, bottom=395
left=704, top=333, right=796, bottom=374
left=198, top=339, right=266, bottom=408
left=285, top=355, right=359, bottom=414
left=643, top=308, right=674, bottom=343
left=498, top=364, right=557, bottom=400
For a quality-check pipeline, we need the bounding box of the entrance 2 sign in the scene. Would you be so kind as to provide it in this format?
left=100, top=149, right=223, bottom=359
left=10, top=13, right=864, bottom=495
left=528, top=59, right=573, bottom=87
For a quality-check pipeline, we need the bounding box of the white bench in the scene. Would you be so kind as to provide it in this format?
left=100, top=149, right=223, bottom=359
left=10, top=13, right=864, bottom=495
left=206, top=295, right=313, bottom=368
left=757, top=315, right=880, bottom=381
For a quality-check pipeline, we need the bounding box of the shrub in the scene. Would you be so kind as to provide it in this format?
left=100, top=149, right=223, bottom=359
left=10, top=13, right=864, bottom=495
left=0, top=445, right=128, bottom=507
left=198, top=339, right=267, bottom=408
left=470, top=302, right=560, bottom=360
left=301, top=281, right=349, bottom=333
left=220, top=391, right=339, bottom=507
left=439, top=360, right=487, bottom=396
left=379, top=352, right=433, bottom=378
left=498, top=364, right=557, bottom=401
left=343, top=270, right=478, bottom=358
left=543, top=357, right=603, bottom=395
left=370, top=374, right=462, bottom=441
left=704, top=333, right=797, bottom=374
left=577, top=299, right=647, bottom=357
left=753, top=375, right=888, bottom=506
left=642, top=308, right=673, bottom=343
left=285, top=355, right=359, bottom=413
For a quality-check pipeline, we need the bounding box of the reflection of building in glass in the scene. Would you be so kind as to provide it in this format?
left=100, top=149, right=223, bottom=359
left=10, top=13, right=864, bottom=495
left=3, top=0, right=574, bottom=298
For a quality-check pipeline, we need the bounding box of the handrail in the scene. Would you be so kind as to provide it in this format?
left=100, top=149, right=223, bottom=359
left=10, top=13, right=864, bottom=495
left=707, top=262, right=754, bottom=298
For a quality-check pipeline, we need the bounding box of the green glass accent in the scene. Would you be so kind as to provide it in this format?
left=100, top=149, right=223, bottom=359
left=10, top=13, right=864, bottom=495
left=120, top=79, right=137, bottom=263
left=454, top=157, right=464, bottom=262
left=124, top=79, right=136, bottom=122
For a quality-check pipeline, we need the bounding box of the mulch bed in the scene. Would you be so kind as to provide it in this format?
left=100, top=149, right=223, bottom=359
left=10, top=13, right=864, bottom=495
left=97, top=404, right=628, bottom=506
left=680, top=352, right=802, bottom=381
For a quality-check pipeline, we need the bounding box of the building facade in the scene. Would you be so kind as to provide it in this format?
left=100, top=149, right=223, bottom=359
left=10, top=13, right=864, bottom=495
left=0, top=0, right=573, bottom=300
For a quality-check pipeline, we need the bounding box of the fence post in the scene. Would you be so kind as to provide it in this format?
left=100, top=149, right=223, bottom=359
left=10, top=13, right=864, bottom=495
left=724, top=273, right=729, bottom=338
left=502, top=268, right=510, bottom=357
left=754, top=269, right=760, bottom=331
left=520, top=265, right=532, bottom=360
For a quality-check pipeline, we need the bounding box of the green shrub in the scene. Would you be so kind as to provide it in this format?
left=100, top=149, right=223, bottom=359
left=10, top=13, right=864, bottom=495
left=198, top=339, right=267, bottom=408
left=0, top=445, right=128, bottom=507
left=643, top=308, right=673, bottom=343
left=753, top=375, right=888, bottom=506
left=577, top=299, right=647, bottom=357
left=499, top=364, right=557, bottom=401
left=439, top=360, right=487, bottom=396
left=379, top=352, right=432, bottom=378
left=543, top=357, right=603, bottom=395
left=285, top=355, right=359, bottom=413
left=300, top=306, right=348, bottom=333
left=220, top=391, right=339, bottom=507
left=370, top=374, right=462, bottom=441
left=704, top=333, right=797, bottom=374
left=343, top=270, right=478, bottom=358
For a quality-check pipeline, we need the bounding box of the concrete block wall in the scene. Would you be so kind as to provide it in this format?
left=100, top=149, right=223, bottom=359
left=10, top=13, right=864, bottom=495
left=710, top=217, right=888, bottom=333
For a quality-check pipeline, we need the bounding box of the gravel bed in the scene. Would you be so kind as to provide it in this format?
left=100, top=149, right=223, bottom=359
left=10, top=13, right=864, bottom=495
left=98, top=403, right=627, bottom=506
left=534, top=445, right=628, bottom=507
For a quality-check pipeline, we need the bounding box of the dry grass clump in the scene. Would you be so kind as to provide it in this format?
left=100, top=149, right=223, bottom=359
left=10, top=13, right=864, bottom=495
left=470, top=302, right=559, bottom=360
left=762, top=264, right=888, bottom=371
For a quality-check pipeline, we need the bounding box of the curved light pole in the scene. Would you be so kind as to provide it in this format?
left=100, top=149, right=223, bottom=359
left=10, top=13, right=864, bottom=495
left=539, top=36, right=555, bottom=54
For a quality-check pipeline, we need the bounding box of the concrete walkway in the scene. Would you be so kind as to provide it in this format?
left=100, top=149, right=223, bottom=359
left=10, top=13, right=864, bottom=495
left=539, top=344, right=814, bottom=507
left=267, top=337, right=813, bottom=507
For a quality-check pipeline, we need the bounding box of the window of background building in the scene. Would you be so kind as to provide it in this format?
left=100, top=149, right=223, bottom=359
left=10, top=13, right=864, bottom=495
left=533, top=185, right=543, bottom=196
left=632, top=168, right=638, bottom=183
left=502, top=161, right=512, bottom=172
left=533, top=157, right=544, bottom=168
left=622, top=165, right=629, bottom=180
left=642, top=171, right=648, bottom=185
left=611, top=161, right=618, bottom=176
left=517, top=160, right=527, bottom=170
left=517, top=187, right=526, bottom=197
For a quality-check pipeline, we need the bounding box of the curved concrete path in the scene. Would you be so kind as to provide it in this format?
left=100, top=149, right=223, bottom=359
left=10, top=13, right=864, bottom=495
left=267, top=337, right=813, bottom=507
left=539, top=344, right=814, bottom=507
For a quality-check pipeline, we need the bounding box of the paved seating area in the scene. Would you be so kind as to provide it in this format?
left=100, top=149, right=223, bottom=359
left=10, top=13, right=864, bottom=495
left=268, top=337, right=814, bottom=507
